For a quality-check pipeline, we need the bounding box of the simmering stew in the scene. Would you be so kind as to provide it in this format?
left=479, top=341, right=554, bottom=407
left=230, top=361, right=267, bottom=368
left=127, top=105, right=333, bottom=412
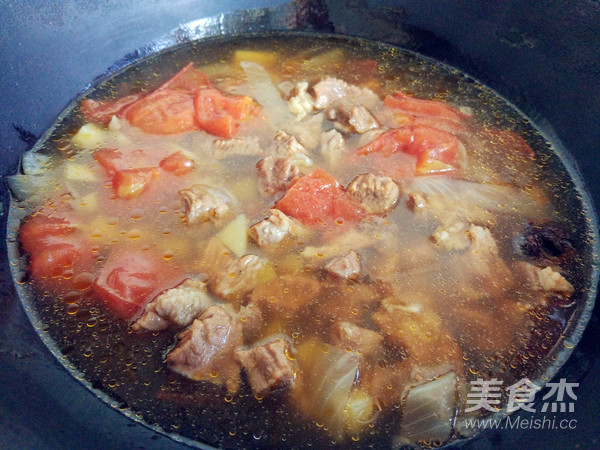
left=7, top=35, right=593, bottom=448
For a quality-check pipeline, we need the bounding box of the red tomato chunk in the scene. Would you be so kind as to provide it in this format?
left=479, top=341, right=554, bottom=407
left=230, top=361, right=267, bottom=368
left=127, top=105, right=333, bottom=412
left=159, top=151, right=195, bottom=176
left=93, top=250, right=185, bottom=320
left=275, top=169, right=365, bottom=227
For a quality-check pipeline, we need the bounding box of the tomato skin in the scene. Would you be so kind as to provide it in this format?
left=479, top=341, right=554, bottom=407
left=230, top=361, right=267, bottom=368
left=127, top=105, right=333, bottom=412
left=194, top=89, right=260, bottom=138
left=383, top=91, right=468, bottom=123
left=80, top=94, right=143, bottom=125
left=19, top=215, right=75, bottom=253
left=159, top=151, right=194, bottom=176
left=93, top=250, right=185, bottom=320
left=158, top=62, right=212, bottom=93
left=112, top=167, right=159, bottom=199
left=356, top=126, right=460, bottom=176
left=29, top=242, right=84, bottom=281
left=275, top=169, right=365, bottom=227
left=93, top=148, right=123, bottom=176
left=124, top=89, right=197, bottom=135
left=19, top=214, right=95, bottom=292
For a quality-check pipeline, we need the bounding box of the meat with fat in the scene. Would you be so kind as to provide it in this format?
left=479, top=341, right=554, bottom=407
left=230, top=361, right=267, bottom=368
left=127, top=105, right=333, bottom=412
left=326, top=104, right=379, bottom=134
left=132, top=279, right=215, bottom=331
left=346, top=173, right=399, bottom=215
left=256, top=156, right=303, bottom=196
left=235, top=338, right=296, bottom=397
left=324, top=250, right=362, bottom=280
left=179, top=184, right=235, bottom=224
left=167, top=305, right=243, bottom=393
left=331, top=321, right=383, bottom=357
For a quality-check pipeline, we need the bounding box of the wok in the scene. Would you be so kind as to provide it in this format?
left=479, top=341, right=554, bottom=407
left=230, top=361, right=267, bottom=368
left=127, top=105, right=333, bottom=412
left=0, top=1, right=598, bottom=448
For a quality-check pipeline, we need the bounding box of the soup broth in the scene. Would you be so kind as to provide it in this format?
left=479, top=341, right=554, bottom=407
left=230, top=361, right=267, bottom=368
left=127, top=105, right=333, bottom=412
left=7, top=34, right=595, bottom=448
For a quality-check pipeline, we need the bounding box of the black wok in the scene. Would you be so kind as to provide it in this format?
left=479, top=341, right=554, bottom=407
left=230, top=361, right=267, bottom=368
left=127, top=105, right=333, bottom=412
left=1, top=1, right=598, bottom=448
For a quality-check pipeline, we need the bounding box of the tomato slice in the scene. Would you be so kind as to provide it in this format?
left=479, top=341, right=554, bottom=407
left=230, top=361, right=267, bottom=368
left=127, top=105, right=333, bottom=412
left=112, top=167, right=159, bottom=199
left=194, top=89, right=260, bottom=138
left=19, top=214, right=75, bottom=253
left=124, top=89, right=197, bottom=135
left=159, top=151, right=194, bottom=176
left=275, top=169, right=365, bottom=227
left=29, top=242, right=84, bottom=281
left=409, top=126, right=460, bottom=175
left=19, top=214, right=95, bottom=292
left=80, top=94, right=143, bottom=125
left=93, top=249, right=185, bottom=320
left=93, top=148, right=123, bottom=176
left=383, top=91, right=469, bottom=123
left=158, top=62, right=212, bottom=93
left=356, top=126, right=460, bottom=176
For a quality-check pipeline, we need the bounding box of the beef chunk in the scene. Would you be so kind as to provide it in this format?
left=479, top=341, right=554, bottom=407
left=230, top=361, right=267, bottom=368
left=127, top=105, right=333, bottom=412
left=346, top=173, right=399, bottom=215
left=200, top=238, right=266, bottom=304
left=133, top=279, right=215, bottom=331
left=312, top=77, right=379, bottom=110
left=248, top=209, right=301, bottom=247
left=256, top=156, right=302, bottom=195
left=517, top=262, right=574, bottom=296
left=274, top=130, right=308, bottom=156
left=179, top=184, right=234, bottom=224
left=167, top=305, right=242, bottom=393
left=331, top=321, right=383, bottom=357
left=213, top=254, right=266, bottom=303
left=324, top=250, right=362, bottom=280
left=213, top=136, right=262, bottom=160
left=326, top=104, right=379, bottom=134
left=238, top=303, right=264, bottom=340
left=235, top=338, right=296, bottom=397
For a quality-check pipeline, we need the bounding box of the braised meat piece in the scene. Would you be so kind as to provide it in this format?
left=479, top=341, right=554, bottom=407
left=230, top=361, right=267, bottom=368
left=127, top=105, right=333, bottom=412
left=133, top=279, right=215, bottom=331
left=235, top=338, right=296, bottom=397
left=179, top=184, right=234, bottom=224
left=324, top=250, right=362, bottom=280
left=238, top=303, right=264, bottom=340
left=200, top=238, right=266, bottom=304
left=256, top=156, right=302, bottom=195
left=274, top=130, right=308, bottom=156
left=167, top=305, right=243, bottom=393
left=248, top=209, right=303, bottom=247
left=213, top=254, right=266, bottom=303
left=312, top=77, right=379, bottom=110
left=331, top=321, right=383, bottom=357
left=517, top=262, right=574, bottom=296
left=346, top=173, right=399, bottom=215
left=213, top=135, right=262, bottom=160
left=326, top=104, right=379, bottom=134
